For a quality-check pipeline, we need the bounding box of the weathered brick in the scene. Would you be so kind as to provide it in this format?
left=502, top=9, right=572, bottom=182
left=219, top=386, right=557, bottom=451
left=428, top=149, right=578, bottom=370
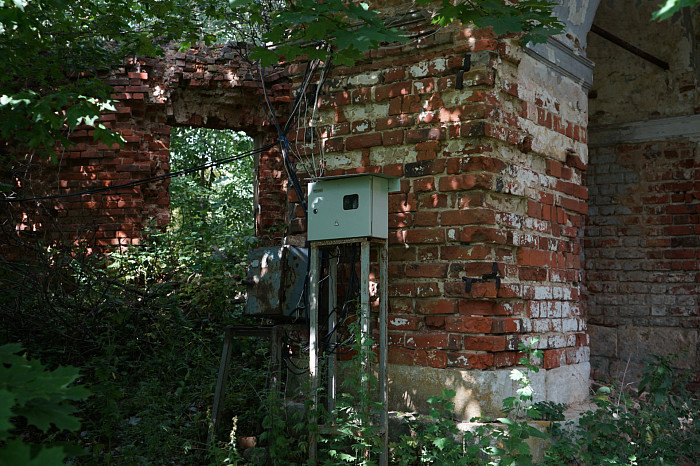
left=463, top=335, right=506, bottom=352
left=375, top=82, right=412, bottom=101
left=416, top=299, right=458, bottom=315
left=406, top=127, right=446, bottom=143
left=441, top=209, right=496, bottom=226
left=438, top=173, right=493, bottom=191
left=345, top=133, right=382, bottom=150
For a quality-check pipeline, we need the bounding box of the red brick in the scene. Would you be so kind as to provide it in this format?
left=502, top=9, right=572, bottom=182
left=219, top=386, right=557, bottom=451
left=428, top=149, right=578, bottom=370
left=491, top=318, right=520, bottom=333
left=460, top=121, right=487, bottom=138
left=463, top=335, right=506, bottom=352
left=416, top=299, right=457, bottom=314
left=406, top=127, right=446, bottom=143
left=445, top=281, right=498, bottom=298
left=389, top=297, right=414, bottom=314
left=391, top=228, right=445, bottom=244
left=375, top=82, right=412, bottom=101
left=405, top=263, right=448, bottom=278
left=389, top=212, right=412, bottom=228
left=438, top=174, right=493, bottom=191
left=425, top=315, right=446, bottom=329
left=351, top=88, right=372, bottom=104
left=459, top=300, right=519, bottom=316
left=401, top=95, right=422, bottom=113
left=405, top=333, right=448, bottom=349
left=388, top=282, right=416, bottom=297
left=382, top=163, right=404, bottom=177
left=383, top=129, right=404, bottom=146
left=345, top=133, right=382, bottom=150
left=413, top=78, right=435, bottom=94
left=414, top=176, right=435, bottom=192
left=461, top=156, right=508, bottom=174
left=426, top=350, right=448, bottom=368
left=376, top=115, right=414, bottom=130
left=383, top=68, right=405, bottom=82
left=445, top=316, right=492, bottom=333
left=440, top=245, right=492, bottom=261
left=460, top=226, right=507, bottom=243
left=519, top=266, right=547, bottom=281
left=414, top=211, right=439, bottom=226
left=543, top=348, right=566, bottom=369
left=388, top=347, right=414, bottom=365
left=351, top=119, right=372, bottom=133
left=441, top=209, right=496, bottom=226
left=439, top=103, right=489, bottom=122
left=517, top=248, right=551, bottom=267
left=388, top=192, right=417, bottom=213
left=493, top=352, right=521, bottom=367
left=448, top=352, right=494, bottom=369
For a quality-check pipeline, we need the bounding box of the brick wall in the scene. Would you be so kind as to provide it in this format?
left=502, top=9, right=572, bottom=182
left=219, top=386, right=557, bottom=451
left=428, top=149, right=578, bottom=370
left=285, top=27, right=590, bottom=378
left=585, top=0, right=700, bottom=384
left=1, top=43, right=289, bottom=249
left=586, top=140, right=700, bottom=381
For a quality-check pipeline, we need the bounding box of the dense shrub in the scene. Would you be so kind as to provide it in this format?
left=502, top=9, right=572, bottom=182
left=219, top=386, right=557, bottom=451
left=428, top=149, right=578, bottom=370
left=0, top=128, right=270, bottom=463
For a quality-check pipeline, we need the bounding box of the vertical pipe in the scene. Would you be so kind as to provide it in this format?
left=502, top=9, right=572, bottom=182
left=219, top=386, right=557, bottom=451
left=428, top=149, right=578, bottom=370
left=379, top=240, right=389, bottom=466
left=360, top=240, right=371, bottom=394
left=328, top=250, right=337, bottom=416
left=309, top=243, right=320, bottom=464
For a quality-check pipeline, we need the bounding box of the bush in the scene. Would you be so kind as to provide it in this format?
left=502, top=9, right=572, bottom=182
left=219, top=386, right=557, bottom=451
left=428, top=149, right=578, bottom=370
left=0, top=344, right=90, bottom=464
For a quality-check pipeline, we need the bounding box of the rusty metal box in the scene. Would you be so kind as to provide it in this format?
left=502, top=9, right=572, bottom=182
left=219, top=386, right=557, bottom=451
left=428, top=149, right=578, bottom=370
left=244, top=246, right=308, bottom=317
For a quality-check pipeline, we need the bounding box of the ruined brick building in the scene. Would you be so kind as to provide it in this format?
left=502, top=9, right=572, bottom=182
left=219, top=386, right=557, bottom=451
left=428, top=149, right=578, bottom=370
left=5, top=0, right=698, bottom=417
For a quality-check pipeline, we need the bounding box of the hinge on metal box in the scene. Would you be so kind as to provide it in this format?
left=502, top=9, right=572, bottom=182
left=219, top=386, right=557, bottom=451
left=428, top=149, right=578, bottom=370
left=455, top=54, right=472, bottom=90
left=462, top=262, right=500, bottom=293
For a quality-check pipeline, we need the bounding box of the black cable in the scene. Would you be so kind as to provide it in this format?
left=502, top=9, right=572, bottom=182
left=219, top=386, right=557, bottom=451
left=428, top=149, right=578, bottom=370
left=0, top=141, right=276, bottom=203
left=259, top=63, right=313, bottom=215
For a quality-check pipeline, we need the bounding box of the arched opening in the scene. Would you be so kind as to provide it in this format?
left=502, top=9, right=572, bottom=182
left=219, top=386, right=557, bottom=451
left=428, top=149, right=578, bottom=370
left=584, top=0, right=700, bottom=382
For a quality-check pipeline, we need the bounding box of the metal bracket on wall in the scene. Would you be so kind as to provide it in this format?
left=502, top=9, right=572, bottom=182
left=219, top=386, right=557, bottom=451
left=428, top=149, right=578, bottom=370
left=462, top=262, right=500, bottom=293
left=455, top=53, right=472, bottom=90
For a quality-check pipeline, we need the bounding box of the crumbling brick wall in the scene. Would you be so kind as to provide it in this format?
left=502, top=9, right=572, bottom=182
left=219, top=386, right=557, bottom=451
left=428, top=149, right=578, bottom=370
left=1, top=43, right=288, bottom=250
left=586, top=140, right=699, bottom=381
left=585, top=0, right=700, bottom=384
left=282, top=24, right=591, bottom=415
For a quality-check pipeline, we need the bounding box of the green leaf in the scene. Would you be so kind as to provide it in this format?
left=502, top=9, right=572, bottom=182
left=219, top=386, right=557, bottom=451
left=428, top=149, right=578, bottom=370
left=0, top=439, right=67, bottom=465
left=0, top=389, right=16, bottom=439
left=432, top=436, right=450, bottom=450
left=15, top=399, right=81, bottom=432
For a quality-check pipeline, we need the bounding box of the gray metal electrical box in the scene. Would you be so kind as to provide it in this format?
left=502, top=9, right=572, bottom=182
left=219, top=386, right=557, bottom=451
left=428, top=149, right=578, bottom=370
left=245, top=246, right=308, bottom=317
left=307, top=173, right=400, bottom=241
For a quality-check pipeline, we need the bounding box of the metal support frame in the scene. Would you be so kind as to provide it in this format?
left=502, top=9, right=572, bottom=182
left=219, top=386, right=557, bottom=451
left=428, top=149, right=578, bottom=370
left=209, top=324, right=302, bottom=444
left=308, top=237, right=389, bottom=465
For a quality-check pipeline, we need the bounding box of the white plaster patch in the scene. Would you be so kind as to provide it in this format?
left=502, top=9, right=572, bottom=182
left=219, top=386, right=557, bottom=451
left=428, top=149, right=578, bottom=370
left=534, top=286, right=553, bottom=300
left=344, top=103, right=390, bottom=121
left=348, top=72, right=380, bottom=86
left=409, top=62, right=429, bottom=78
left=369, top=146, right=416, bottom=166
left=390, top=317, right=410, bottom=327
left=324, top=150, right=363, bottom=170
left=354, top=121, right=369, bottom=132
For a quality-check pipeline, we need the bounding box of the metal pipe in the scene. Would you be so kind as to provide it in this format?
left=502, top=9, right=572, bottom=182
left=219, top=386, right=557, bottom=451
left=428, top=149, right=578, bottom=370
left=591, top=24, right=669, bottom=70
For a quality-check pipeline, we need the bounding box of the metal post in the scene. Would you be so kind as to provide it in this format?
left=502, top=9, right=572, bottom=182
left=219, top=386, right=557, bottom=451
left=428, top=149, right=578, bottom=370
left=309, top=244, right=320, bottom=464
left=209, top=326, right=233, bottom=444
left=379, top=240, right=389, bottom=466
left=360, top=240, right=371, bottom=396
left=328, top=251, right=337, bottom=415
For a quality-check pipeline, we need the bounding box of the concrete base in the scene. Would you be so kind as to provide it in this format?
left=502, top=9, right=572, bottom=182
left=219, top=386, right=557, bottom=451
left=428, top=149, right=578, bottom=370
left=387, top=362, right=590, bottom=420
